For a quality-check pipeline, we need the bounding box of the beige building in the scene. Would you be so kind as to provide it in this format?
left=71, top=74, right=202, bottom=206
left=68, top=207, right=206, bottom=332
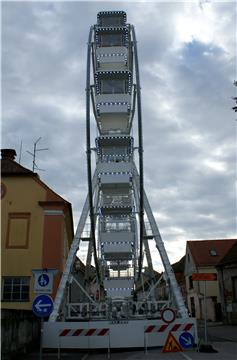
left=184, top=239, right=236, bottom=321
left=216, top=240, right=237, bottom=324
left=1, top=148, right=74, bottom=355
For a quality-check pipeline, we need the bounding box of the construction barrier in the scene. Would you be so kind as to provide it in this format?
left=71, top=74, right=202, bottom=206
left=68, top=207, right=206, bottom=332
left=145, top=323, right=194, bottom=333
left=144, top=323, right=195, bottom=354
left=58, top=328, right=110, bottom=359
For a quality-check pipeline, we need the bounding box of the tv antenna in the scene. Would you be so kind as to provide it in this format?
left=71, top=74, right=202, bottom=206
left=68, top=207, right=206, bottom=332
left=18, top=140, right=23, bottom=164
left=27, top=137, right=49, bottom=172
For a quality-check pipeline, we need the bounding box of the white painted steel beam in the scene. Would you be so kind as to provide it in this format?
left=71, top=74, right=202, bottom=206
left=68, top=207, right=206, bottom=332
left=49, top=171, right=98, bottom=322
left=132, top=163, right=188, bottom=318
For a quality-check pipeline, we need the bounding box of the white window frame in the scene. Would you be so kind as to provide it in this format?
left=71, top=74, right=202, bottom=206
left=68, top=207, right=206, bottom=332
left=2, top=276, right=30, bottom=302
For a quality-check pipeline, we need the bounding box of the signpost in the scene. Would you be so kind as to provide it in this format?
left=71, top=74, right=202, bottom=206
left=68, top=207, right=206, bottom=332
left=162, top=332, right=183, bottom=353
left=179, top=332, right=194, bottom=349
left=32, top=269, right=57, bottom=359
left=32, top=294, right=54, bottom=317
left=192, top=273, right=217, bottom=281
left=161, top=308, right=176, bottom=323
left=192, top=273, right=217, bottom=344
left=32, top=294, right=54, bottom=360
left=32, top=269, right=57, bottom=294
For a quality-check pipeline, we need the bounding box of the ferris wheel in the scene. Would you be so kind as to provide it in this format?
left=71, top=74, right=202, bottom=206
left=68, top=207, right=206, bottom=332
left=44, top=11, right=195, bottom=351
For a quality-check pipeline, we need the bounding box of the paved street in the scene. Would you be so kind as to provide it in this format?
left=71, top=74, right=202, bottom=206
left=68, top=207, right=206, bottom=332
left=86, top=341, right=237, bottom=360
left=197, top=321, right=237, bottom=343
left=19, top=352, right=88, bottom=360
left=86, top=323, right=237, bottom=360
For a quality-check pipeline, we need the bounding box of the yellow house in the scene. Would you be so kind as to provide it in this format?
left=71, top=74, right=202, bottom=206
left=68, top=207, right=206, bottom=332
left=1, top=148, right=74, bottom=311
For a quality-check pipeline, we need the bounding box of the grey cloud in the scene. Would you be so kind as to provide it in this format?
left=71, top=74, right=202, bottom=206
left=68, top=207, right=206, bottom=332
left=2, top=1, right=236, bottom=270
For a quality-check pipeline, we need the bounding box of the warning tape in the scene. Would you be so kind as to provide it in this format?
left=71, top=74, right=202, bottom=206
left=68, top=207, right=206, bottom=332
left=59, top=328, right=109, bottom=337
left=145, top=323, right=193, bottom=333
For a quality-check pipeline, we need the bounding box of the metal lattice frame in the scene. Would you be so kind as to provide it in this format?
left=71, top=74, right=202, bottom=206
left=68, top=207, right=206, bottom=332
left=49, top=11, right=188, bottom=322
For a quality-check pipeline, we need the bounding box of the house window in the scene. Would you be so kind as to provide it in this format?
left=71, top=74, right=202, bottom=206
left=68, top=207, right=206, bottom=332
left=6, top=212, right=31, bottom=249
left=189, top=275, right=193, bottom=289
left=2, top=277, right=30, bottom=302
left=232, top=276, right=237, bottom=301
left=190, top=296, right=196, bottom=317
left=209, top=249, right=217, bottom=256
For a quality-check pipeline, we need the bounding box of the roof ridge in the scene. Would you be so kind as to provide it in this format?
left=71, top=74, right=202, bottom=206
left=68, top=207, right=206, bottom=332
left=1, top=158, right=70, bottom=204
left=1, top=158, right=37, bottom=175
left=187, top=239, right=237, bottom=242
left=188, top=239, right=237, bottom=267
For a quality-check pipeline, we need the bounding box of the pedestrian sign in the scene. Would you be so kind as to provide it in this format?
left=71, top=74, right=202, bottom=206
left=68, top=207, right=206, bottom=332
left=162, top=332, right=183, bottom=353
left=179, top=332, right=194, bottom=349
left=32, top=269, right=57, bottom=294
left=32, top=294, right=54, bottom=317
left=38, top=273, right=49, bottom=287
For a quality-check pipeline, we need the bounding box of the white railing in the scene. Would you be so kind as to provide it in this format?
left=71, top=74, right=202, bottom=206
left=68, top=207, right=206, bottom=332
left=66, top=300, right=169, bottom=321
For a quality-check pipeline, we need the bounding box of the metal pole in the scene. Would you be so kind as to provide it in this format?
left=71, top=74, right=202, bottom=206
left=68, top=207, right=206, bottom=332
left=131, top=26, right=144, bottom=280
left=57, top=330, right=61, bottom=360
left=145, top=331, right=148, bottom=354
left=108, top=331, right=111, bottom=359
left=33, top=141, right=36, bottom=172
left=86, top=25, right=101, bottom=284
left=39, top=317, right=43, bottom=360
left=204, top=280, right=207, bottom=343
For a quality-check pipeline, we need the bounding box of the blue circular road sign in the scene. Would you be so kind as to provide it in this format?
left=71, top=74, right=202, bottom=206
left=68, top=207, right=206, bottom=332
left=32, top=294, right=54, bottom=317
left=38, top=273, right=49, bottom=287
left=179, top=332, right=194, bottom=349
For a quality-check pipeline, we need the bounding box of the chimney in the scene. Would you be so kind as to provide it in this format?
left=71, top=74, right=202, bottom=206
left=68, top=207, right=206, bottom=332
left=1, top=149, right=17, bottom=161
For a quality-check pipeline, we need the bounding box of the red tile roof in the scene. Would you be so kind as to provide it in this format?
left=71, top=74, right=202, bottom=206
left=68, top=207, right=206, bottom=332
left=172, top=255, right=185, bottom=273
left=1, top=153, right=74, bottom=235
left=187, top=239, right=237, bottom=267
left=1, top=158, right=37, bottom=176
left=1, top=156, right=70, bottom=205
left=217, top=240, right=237, bottom=266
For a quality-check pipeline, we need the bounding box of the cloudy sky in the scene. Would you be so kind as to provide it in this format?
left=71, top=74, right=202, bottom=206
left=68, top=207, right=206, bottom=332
left=2, top=0, right=236, bottom=271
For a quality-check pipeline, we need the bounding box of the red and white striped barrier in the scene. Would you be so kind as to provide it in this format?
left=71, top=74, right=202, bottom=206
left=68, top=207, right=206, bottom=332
left=59, top=328, right=109, bottom=337
left=58, top=328, right=111, bottom=359
left=145, top=323, right=193, bottom=333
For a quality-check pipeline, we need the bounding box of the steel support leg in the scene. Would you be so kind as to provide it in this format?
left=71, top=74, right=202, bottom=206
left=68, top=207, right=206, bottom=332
left=49, top=171, right=98, bottom=322
left=133, top=164, right=188, bottom=318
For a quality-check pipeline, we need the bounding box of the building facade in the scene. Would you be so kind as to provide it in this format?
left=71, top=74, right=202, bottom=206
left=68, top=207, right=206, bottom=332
left=184, top=239, right=236, bottom=321
left=216, top=240, right=237, bottom=324
left=1, top=149, right=74, bottom=355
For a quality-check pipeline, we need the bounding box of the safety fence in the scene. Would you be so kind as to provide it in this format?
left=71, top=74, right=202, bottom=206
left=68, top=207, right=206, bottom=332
left=144, top=323, right=195, bottom=354
left=57, top=328, right=110, bottom=359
